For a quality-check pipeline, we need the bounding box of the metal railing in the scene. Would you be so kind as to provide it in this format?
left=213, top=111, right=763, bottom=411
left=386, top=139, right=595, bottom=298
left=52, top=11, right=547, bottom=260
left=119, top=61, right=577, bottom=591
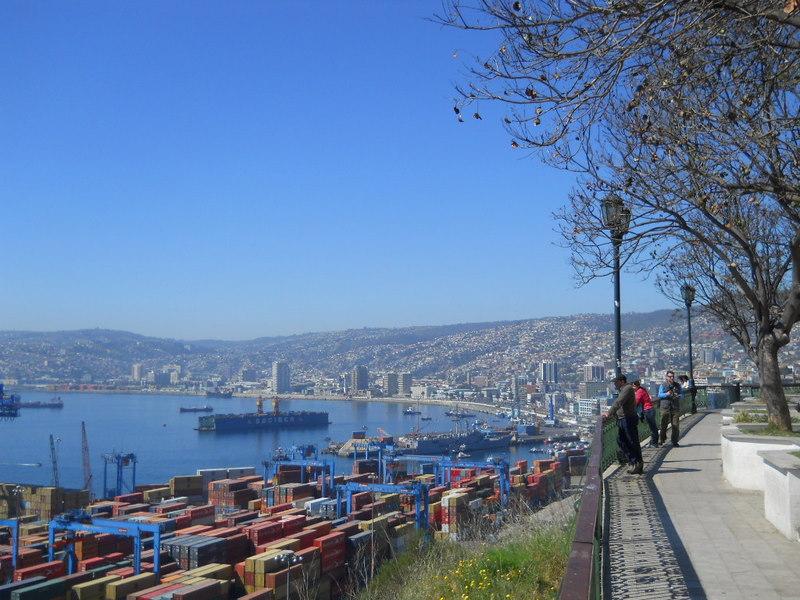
left=559, top=418, right=604, bottom=600
left=561, top=385, right=708, bottom=599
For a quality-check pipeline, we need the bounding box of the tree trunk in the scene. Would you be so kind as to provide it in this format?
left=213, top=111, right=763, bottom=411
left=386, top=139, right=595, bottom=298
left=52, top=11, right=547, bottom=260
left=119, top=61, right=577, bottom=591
left=758, top=336, right=792, bottom=431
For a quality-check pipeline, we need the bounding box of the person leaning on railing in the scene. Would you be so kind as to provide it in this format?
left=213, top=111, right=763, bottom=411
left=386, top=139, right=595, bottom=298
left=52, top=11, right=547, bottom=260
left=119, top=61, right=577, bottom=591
left=603, top=374, right=644, bottom=475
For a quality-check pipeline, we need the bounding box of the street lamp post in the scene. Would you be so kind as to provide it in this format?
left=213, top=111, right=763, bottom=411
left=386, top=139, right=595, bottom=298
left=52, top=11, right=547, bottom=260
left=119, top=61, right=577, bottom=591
left=603, top=195, right=631, bottom=377
left=681, top=283, right=697, bottom=413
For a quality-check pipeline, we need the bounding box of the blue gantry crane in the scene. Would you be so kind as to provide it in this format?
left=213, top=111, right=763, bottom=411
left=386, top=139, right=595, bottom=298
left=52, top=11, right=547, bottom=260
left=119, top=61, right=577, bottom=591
left=263, top=456, right=336, bottom=498
left=48, top=510, right=163, bottom=577
left=381, top=455, right=446, bottom=484
left=334, top=481, right=431, bottom=530
left=434, top=458, right=511, bottom=507
left=102, top=452, right=137, bottom=498
left=0, top=518, right=20, bottom=575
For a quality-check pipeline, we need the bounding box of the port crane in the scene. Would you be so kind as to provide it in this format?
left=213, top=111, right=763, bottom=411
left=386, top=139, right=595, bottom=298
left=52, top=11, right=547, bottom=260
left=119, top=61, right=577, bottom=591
left=81, top=421, right=93, bottom=497
left=0, top=518, right=20, bottom=574
left=263, top=455, right=336, bottom=498
left=435, top=458, right=511, bottom=507
left=48, top=510, right=164, bottom=577
left=49, top=434, right=60, bottom=488
left=102, top=452, right=137, bottom=498
left=334, top=481, right=431, bottom=530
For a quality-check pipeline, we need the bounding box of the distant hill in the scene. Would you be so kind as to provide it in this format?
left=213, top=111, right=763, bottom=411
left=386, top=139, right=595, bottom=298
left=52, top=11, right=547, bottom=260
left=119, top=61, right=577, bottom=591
left=0, top=309, right=735, bottom=383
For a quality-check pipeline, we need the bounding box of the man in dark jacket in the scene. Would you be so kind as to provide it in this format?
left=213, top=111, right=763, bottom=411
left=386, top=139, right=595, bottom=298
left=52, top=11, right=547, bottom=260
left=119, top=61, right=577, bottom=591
left=658, top=370, right=682, bottom=446
left=603, top=374, right=643, bottom=474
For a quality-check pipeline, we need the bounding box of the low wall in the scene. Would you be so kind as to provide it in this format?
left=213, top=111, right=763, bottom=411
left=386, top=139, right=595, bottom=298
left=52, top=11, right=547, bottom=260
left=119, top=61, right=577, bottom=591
left=760, top=450, right=800, bottom=541
left=721, top=424, right=800, bottom=492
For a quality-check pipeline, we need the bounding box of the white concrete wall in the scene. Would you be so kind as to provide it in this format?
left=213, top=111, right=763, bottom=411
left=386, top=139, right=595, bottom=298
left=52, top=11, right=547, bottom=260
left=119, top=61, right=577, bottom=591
left=762, top=459, right=800, bottom=541
left=721, top=432, right=799, bottom=491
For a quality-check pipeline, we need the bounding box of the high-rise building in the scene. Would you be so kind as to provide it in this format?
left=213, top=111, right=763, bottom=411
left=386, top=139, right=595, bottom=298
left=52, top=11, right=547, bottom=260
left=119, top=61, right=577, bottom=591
left=399, top=373, right=412, bottom=397
left=579, top=381, right=610, bottom=398
left=539, top=361, right=559, bottom=384
left=272, top=361, right=291, bottom=393
left=383, top=373, right=399, bottom=396
left=352, top=365, right=369, bottom=392
left=154, top=372, right=171, bottom=388
left=131, top=363, right=143, bottom=381
left=702, top=349, right=723, bottom=364
left=583, top=364, right=606, bottom=382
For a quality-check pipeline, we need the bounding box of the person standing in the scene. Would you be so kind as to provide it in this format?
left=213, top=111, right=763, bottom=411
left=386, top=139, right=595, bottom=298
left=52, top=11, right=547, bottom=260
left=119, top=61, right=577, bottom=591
left=633, top=380, right=658, bottom=447
left=658, top=370, right=682, bottom=446
left=603, top=374, right=643, bottom=474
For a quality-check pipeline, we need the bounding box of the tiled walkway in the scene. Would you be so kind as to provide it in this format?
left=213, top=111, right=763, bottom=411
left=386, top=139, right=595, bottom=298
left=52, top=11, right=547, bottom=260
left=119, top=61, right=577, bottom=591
left=606, top=411, right=800, bottom=599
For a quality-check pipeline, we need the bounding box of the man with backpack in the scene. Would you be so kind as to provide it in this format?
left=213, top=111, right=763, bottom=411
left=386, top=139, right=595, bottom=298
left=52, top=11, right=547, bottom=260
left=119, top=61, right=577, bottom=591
left=658, top=370, right=682, bottom=446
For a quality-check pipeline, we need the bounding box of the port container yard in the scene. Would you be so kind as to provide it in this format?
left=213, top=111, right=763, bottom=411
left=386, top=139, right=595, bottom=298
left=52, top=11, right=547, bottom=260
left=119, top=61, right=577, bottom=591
left=0, top=447, right=585, bottom=600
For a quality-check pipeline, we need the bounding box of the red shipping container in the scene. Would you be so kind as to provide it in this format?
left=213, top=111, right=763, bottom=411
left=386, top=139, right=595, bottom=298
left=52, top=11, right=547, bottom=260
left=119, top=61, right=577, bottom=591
left=78, top=556, right=107, bottom=571
left=205, top=527, right=240, bottom=538
left=107, top=566, right=135, bottom=578
left=115, top=492, right=144, bottom=503
left=248, top=522, right=282, bottom=545
left=333, top=522, right=359, bottom=537
left=280, top=515, right=306, bottom=536
left=13, top=560, right=65, bottom=581
left=304, top=521, right=332, bottom=539
left=293, top=529, right=317, bottom=550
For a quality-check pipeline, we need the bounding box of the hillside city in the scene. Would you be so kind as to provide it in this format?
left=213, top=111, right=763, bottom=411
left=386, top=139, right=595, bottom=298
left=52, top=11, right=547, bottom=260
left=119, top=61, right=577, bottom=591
left=1, top=310, right=797, bottom=423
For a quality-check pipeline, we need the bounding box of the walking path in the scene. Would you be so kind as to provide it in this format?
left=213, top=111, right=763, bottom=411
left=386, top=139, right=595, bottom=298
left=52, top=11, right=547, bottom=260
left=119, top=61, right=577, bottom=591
left=605, top=411, right=800, bottom=600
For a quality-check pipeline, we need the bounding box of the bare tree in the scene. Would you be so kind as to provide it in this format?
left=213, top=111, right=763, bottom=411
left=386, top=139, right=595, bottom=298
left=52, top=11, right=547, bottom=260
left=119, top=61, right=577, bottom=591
left=437, top=0, right=799, bottom=157
left=555, top=45, right=798, bottom=428
left=438, top=1, right=800, bottom=428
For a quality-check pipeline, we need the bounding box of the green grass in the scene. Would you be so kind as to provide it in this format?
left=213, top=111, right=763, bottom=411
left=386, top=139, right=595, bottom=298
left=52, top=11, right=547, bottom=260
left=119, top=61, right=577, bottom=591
left=791, top=451, right=800, bottom=459
left=744, top=423, right=800, bottom=437
left=357, top=507, right=575, bottom=600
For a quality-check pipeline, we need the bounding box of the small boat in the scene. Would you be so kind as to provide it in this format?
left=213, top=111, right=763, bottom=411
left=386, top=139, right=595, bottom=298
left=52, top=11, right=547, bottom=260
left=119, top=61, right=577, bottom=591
left=179, top=405, right=213, bottom=413
left=403, top=407, right=422, bottom=415
left=420, top=416, right=432, bottom=421
left=456, top=451, right=471, bottom=459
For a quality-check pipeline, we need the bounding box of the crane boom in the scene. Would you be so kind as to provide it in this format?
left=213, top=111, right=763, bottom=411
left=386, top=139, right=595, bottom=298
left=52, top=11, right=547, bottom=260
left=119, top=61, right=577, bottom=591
left=49, top=434, right=60, bottom=488
left=81, top=421, right=92, bottom=494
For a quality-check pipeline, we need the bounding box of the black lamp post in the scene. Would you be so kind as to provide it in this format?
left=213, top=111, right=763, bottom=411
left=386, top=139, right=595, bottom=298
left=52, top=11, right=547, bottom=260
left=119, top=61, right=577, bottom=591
left=681, top=283, right=697, bottom=413
left=603, top=194, right=631, bottom=377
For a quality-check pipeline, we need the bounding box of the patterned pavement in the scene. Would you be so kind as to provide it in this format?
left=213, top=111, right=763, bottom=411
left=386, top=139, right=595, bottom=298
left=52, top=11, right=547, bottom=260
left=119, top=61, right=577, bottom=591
left=604, top=412, right=707, bottom=600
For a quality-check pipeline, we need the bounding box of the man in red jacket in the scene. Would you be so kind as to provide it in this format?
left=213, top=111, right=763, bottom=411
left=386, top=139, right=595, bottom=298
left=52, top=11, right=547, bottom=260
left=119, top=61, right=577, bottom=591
left=633, top=380, right=659, bottom=447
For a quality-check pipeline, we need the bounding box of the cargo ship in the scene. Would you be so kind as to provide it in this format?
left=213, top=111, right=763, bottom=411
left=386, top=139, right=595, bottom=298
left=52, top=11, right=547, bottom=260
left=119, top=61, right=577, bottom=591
left=197, top=396, right=329, bottom=432
left=397, top=427, right=512, bottom=455
left=15, top=397, right=64, bottom=409
left=180, top=405, right=214, bottom=413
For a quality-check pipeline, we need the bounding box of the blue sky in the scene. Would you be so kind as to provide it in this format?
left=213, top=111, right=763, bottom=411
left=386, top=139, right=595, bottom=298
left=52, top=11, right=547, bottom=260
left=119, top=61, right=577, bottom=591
left=0, top=1, right=671, bottom=340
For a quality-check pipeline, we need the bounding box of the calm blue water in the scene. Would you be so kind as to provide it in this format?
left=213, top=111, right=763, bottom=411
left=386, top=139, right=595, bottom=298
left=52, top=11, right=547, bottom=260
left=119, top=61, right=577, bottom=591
left=0, top=392, right=537, bottom=496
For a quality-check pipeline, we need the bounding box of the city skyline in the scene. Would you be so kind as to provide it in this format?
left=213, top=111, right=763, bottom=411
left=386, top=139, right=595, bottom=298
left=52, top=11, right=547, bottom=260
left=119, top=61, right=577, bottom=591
left=0, top=2, right=674, bottom=340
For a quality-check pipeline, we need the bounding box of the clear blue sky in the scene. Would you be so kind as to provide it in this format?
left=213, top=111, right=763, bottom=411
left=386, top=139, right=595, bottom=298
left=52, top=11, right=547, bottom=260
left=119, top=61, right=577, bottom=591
left=0, top=1, right=670, bottom=340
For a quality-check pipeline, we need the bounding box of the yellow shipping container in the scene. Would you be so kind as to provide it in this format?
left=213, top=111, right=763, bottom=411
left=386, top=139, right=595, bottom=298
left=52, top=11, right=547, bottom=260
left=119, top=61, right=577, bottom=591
left=69, top=575, right=121, bottom=600
left=104, top=572, right=157, bottom=600
left=266, top=538, right=300, bottom=552
left=183, top=563, right=233, bottom=580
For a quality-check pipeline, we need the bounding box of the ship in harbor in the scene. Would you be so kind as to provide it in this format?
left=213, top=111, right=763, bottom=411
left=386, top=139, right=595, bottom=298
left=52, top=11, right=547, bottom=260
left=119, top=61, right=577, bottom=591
left=179, top=405, right=213, bottom=413
left=197, top=396, right=329, bottom=432
left=15, top=397, right=64, bottom=409
left=396, top=426, right=512, bottom=455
